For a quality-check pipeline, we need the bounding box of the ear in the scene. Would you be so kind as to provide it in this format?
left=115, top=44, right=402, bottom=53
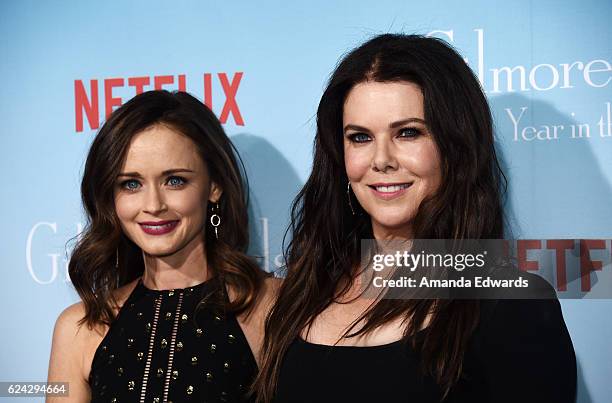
left=208, top=181, right=223, bottom=203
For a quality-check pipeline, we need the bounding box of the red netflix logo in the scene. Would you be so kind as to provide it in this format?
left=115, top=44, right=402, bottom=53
left=74, top=72, right=244, bottom=132
left=513, top=239, right=609, bottom=292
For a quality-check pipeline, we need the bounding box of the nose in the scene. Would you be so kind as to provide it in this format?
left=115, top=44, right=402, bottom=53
left=371, top=138, right=399, bottom=172
left=143, top=187, right=167, bottom=215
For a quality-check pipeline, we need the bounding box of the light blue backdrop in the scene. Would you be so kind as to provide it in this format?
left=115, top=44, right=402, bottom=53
left=1, top=0, right=610, bottom=402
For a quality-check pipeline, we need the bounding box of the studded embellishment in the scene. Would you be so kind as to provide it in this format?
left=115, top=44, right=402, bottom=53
left=220, top=392, right=228, bottom=402
left=161, top=338, right=168, bottom=348
left=136, top=312, right=143, bottom=318
left=111, top=398, right=117, bottom=403
left=137, top=352, right=144, bottom=361
left=223, top=362, right=230, bottom=372
left=127, top=380, right=135, bottom=391
left=145, top=322, right=151, bottom=332
left=176, top=341, right=183, bottom=351
left=127, top=338, right=134, bottom=347
left=108, top=354, right=115, bottom=363
left=181, top=314, right=188, bottom=322
left=228, top=334, right=236, bottom=343
left=165, top=312, right=172, bottom=320
left=214, top=315, right=222, bottom=323
left=191, top=356, right=198, bottom=365
left=172, top=370, right=179, bottom=380
left=195, top=328, right=203, bottom=337
left=205, top=372, right=213, bottom=382
left=157, top=368, right=164, bottom=378
left=186, top=385, right=194, bottom=395
left=116, top=367, right=124, bottom=376
left=168, top=290, right=174, bottom=297
left=153, top=398, right=160, bottom=403
left=209, top=344, right=217, bottom=354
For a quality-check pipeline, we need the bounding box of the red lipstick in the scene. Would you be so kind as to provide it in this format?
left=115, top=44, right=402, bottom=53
left=139, top=220, right=179, bottom=235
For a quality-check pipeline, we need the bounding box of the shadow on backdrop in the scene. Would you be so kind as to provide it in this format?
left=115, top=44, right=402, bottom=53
left=231, top=133, right=303, bottom=275
left=491, top=93, right=612, bottom=403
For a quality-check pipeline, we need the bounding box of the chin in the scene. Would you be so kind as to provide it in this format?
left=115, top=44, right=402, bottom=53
left=369, top=213, right=415, bottom=236
left=141, top=246, right=180, bottom=257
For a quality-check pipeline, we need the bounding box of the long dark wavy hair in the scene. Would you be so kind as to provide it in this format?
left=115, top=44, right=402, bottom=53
left=254, top=34, right=507, bottom=401
left=70, top=90, right=263, bottom=328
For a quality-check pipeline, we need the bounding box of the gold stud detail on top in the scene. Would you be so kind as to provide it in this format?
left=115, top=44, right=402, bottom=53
left=162, top=292, right=184, bottom=403
left=139, top=294, right=163, bottom=403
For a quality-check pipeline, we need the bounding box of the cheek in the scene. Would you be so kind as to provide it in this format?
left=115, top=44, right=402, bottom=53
left=344, top=146, right=370, bottom=180
left=168, top=189, right=206, bottom=219
left=114, top=194, right=138, bottom=222
left=404, top=143, right=442, bottom=189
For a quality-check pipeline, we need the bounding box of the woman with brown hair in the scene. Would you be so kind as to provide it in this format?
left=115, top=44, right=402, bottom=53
left=255, top=34, right=576, bottom=403
left=47, top=90, right=276, bottom=402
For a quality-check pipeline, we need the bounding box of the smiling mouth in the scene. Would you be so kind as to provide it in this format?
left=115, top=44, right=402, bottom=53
left=368, top=183, right=412, bottom=193
left=139, top=220, right=180, bottom=235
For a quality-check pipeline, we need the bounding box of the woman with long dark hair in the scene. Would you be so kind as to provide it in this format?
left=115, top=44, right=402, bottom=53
left=255, top=34, right=576, bottom=402
left=47, top=90, right=276, bottom=402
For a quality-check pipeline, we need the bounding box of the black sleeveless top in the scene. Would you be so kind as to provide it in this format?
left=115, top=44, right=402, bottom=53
left=275, top=298, right=576, bottom=403
left=89, top=278, right=257, bottom=403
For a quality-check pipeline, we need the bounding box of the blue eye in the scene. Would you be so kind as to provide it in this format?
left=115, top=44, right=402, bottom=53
left=349, top=133, right=371, bottom=143
left=167, top=176, right=186, bottom=187
left=121, top=179, right=141, bottom=191
left=398, top=128, right=422, bottom=138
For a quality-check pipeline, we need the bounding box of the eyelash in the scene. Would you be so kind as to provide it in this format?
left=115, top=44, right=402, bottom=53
left=347, top=128, right=423, bottom=143
left=119, top=176, right=188, bottom=191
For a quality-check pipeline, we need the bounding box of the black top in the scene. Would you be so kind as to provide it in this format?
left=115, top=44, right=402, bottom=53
left=275, top=298, right=576, bottom=403
left=89, top=278, right=257, bottom=403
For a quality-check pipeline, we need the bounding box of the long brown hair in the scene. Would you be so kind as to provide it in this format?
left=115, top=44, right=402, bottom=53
left=255, top=34, right=507, bottom=402
left=69, top=90, right=263, bottom=328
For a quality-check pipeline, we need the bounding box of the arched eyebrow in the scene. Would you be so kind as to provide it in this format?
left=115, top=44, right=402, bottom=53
left=117, top=169, right=195, bottom=178
left=343, top=118, right=427, bottom=133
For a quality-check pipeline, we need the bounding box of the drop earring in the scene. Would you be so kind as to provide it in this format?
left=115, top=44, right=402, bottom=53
left=347, top=181, right=355, bottom=216
left=210, top=202, right=221, bottom=240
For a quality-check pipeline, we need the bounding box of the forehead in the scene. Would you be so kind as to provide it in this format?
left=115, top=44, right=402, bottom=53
left=343, top=81, right=424, bottom=125
left=121, top=124, right=204, bottom=172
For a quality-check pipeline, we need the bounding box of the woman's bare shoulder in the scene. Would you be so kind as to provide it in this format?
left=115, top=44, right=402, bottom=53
left=53, top=279, right=137, bottom=346
left=231, top=275, right=282, bottom=365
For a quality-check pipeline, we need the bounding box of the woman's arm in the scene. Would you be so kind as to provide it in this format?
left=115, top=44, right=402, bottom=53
left=46, top=303, right=92, bottom=403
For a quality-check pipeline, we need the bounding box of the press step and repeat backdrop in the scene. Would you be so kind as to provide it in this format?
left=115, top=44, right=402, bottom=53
left=1, top=0, right=610, bottom=401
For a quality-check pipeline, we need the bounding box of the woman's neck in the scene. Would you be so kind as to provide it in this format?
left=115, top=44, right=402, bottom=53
left=141, top=236, right=210, bottom=290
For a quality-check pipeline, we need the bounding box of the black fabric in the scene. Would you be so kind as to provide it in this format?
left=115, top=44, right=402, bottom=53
left=89, top=278, right=256, bottom=403
left=275, top=298, right=576, bottom=403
